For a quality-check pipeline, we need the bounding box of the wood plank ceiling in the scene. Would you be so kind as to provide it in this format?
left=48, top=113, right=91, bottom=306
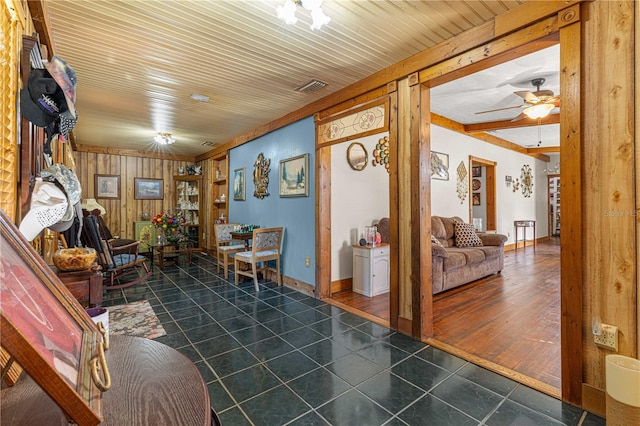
left=40, top=0, right=528, bottom=156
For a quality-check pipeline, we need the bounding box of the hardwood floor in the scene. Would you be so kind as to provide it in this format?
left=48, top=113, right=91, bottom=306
left=328, top=238, right=561, bottom=394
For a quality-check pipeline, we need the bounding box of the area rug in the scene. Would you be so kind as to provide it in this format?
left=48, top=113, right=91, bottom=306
left=108, top=300, right=166, bottom=340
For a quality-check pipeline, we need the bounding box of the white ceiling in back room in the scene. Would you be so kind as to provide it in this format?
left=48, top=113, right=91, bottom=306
left=431, top=44, right=560, bottom=149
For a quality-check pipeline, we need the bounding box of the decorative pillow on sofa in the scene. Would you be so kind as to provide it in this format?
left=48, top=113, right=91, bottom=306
left=454, top=221, right=483, bottom=248
left=430, top=234, right=444, bottom=248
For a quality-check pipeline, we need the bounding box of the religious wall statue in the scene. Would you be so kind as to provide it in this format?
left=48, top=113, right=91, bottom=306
left=253, top=152, right=270, bottom=199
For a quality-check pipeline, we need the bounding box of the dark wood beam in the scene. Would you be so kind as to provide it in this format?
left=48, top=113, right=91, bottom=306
left=464, top=114, right=560, bottom=133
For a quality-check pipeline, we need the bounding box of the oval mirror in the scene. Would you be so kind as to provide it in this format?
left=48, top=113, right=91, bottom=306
left=347, top=142, right=368, bottom=171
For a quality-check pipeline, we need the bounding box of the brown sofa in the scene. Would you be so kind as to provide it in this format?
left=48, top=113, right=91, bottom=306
left=431, top=216, right=507, bottom=294
left=375, top=216, right=507, bottom=294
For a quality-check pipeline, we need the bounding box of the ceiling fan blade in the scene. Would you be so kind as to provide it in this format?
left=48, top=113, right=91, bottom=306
left=510, top=112, right=527, bottom=122
left=475, top=104, right=525, bottom=115
left=514, top=90, right=540, bottom=104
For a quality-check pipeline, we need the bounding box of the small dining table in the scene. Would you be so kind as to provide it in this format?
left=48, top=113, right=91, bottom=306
left=230, top=230, right=254, bottom=250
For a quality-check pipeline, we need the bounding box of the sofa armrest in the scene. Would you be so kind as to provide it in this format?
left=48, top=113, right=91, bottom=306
left=432, top=244, right=449, bottom=258
left=477, top=233, right=507, bottom=246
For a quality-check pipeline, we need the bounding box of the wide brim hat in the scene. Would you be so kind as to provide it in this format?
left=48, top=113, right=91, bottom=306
left=44, top=56, right=77, bottom=120
left=19, top=180, right=68, bottom=241
left=20, top=68, right=65, bottom=127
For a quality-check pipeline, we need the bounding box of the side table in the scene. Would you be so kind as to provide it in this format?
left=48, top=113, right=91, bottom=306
left=0, top=335, right=214, bottom=425
left=150, top=241, right=194, bottom=270
left=514, top=220, right=536, bottom=250
left=54, top=264, right=103, bottom=307
left=352, top=243, right=390, bottom=297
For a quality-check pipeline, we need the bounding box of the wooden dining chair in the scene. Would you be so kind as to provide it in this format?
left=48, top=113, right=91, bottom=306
left=213, top=223, right=245, bottom=279
left=234, top=227, right=283, bottom=291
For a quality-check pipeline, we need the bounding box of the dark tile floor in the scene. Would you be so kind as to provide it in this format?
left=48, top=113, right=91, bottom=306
left=102, top=254, right=605, bottom=426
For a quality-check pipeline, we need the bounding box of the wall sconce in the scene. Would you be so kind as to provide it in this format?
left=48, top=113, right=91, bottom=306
left=277, top=0, right=331, bottom=30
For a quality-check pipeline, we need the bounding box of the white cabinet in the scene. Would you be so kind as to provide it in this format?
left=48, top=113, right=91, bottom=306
left=352, top=244, right=390, bottom=297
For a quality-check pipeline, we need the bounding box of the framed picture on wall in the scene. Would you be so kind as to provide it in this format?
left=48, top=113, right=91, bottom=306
left=430, top=151, right=449, bottom=181
left=280, top=154, right=309, bottom=197
left=472, top=166, right=482, bottom=177
left=134, top=178, right=163, bottom=200
left=0, top=210, right=105, bottom=424
left=472, top=192, right=481, bottom=206
left=94, top=174, right=120, bottom=199
left=233, top=168, right=245, bottom=201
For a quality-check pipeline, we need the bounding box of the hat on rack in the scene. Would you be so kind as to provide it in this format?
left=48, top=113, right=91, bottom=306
left=44, top=56, right=77, bottom=120
left=20, top=68, right=65, bottom=127
left=41, top=164, right=82, bottom=223
left=19, top=180, right=68, bottom=241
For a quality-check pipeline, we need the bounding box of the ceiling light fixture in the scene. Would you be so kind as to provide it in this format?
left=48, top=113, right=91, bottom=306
left=523, top=103, right=554, bottom=119
left=277, top=0, right=331, bottom=30
left=154, top=132, right=175, bottom=145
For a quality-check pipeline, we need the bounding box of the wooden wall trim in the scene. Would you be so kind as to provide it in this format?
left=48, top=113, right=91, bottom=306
left=419, top=84, right=433, bottom=340
left=464, top=114, right=560, bottom=133
left=330, top=278, right=352, bottom=294
left=388, top=90, right=399, bottom=330
left=559, top=19, right=583, bottom=406
left=581, top=383, right=606, bottom=419
left=196, top=1, right=585, bottom=162
left=315, top=146, right=331, bottom=299
left=76, top=144, right=196, bottom=162
left=431, top=113, right=551, bottom=162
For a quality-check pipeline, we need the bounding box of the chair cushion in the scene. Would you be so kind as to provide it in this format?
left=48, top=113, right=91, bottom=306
left=236, top=249, right=278, bottom=260
left=113, top=253, right=146, bottom=267
left=454, top=221, right=483, bottom=248
left=219, top=244, right=245, bottom=252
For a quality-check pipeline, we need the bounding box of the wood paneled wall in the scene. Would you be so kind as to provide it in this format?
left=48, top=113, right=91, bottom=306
left=73, top=150, right=193, bottom=242
left=582, top=0, right=636, bottom=391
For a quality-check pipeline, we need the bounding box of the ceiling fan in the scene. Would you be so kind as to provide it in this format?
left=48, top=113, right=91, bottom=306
left=476, top=78, right=560, bottom=121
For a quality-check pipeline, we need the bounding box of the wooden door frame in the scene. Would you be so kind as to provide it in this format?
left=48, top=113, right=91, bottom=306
left=416, top=13, right=582, bottom=405
left=469, top=156, right=497, bottom=231
left=315, top=3, right=584, bottom=406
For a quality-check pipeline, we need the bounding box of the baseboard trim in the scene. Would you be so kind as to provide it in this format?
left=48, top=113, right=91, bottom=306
left=264, top=270, right=315, bottom=297
left=330, top=278, right=352, bottom=294
left=582, top=383, right=606, bottom=418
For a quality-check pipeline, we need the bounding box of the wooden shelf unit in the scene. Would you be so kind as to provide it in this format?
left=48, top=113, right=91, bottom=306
left=212, top=154, right=229, bottom=225
left=175, top=175, right=202, bottom=251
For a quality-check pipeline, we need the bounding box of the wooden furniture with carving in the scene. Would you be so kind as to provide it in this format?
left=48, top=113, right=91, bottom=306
left=0, top=335, right=215, bottom=425
left=54, top=264, right=103, bottom=307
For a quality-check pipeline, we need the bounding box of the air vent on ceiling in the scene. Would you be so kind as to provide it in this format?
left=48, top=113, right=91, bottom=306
left=200, top=141, right=215, bottom=147
left=294, top=79, right=328, bottom=94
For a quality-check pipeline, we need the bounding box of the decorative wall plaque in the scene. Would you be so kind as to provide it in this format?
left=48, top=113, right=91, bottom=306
left=253, top=153, right=270, bottom=199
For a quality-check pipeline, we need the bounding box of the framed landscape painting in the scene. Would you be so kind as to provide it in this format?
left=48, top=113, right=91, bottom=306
left=134, top=178, right=163, bottom=200
left=280, top=154, right=309, bottom=197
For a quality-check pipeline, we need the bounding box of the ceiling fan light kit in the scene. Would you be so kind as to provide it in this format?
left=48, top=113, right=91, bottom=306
left=523, top=103, right=554, bottom=119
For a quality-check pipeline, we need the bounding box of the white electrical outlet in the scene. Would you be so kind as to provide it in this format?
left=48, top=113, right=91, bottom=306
left=594, top=323, right=618, bottom=351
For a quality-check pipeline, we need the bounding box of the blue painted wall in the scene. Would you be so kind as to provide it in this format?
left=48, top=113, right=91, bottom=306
left=228, top=116, right=316, bottom=286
